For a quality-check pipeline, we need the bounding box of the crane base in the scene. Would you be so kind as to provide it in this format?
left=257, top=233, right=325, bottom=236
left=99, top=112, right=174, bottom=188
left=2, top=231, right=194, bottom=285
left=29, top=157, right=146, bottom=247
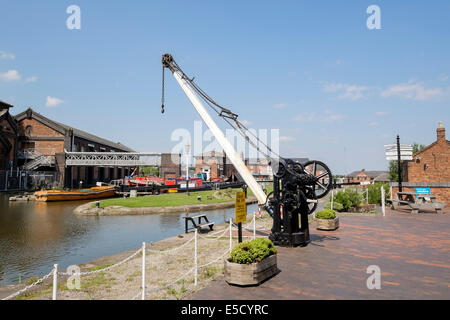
left=269, top=230, right=310, bottom=247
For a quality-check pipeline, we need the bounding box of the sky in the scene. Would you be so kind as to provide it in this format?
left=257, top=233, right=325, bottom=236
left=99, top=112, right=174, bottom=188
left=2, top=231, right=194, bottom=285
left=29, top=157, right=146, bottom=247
left=0, top=0, right=449, bottom=175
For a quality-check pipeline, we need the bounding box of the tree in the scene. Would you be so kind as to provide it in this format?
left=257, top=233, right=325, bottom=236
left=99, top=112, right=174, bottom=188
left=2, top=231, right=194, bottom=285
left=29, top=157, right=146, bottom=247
left=412, top=142, right=425, bottom=154
left=389, top=161, right=399, bottom=182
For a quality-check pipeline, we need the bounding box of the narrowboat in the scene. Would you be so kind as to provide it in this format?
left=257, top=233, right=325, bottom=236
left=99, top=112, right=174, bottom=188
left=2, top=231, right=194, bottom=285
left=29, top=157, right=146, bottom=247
left=34, top=186, right=116, bottom=202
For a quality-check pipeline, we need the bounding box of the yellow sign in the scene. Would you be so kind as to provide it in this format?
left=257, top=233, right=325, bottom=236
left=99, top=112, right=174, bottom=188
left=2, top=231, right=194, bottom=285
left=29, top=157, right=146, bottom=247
left=235, top=192, right=247, bottom=223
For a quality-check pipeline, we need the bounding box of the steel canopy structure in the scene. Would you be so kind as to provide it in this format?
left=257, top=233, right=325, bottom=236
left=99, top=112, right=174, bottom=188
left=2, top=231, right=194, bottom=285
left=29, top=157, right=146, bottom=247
left=64, top=151, right=162, bottom=167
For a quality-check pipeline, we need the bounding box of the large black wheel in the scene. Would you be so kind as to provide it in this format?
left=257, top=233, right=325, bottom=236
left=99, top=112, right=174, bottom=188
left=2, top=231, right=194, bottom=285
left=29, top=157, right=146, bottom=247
left=304, top=187, right=318, bottom=214
left=303, top=160, right=333, bottom=199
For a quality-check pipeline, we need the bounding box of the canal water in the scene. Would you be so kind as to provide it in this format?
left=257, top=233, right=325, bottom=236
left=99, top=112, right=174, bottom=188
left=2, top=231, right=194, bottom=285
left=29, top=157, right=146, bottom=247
left=0, top=194, right=258, bottom=286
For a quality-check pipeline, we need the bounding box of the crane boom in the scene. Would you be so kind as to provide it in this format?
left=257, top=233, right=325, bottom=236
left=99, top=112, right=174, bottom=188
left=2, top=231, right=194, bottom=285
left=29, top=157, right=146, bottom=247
left=162, top=53, right=334, bottom=247
left=164, top=57, right=267, bottom=204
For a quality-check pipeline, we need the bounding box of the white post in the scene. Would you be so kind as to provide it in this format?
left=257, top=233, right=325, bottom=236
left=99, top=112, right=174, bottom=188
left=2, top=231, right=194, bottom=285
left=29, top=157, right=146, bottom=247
left=331, top=190, right=334, bottom=210
left=366, top=188, right=369, bottom=204
left=229, top=219, right=232, bottom=251
left=52, top=264, right=58, bottom=300
left=253, top=212, right=256, bottom=239
left=141, top=242, right=146, bottom=300
left=194, top=229, right=198, bottom=286
left=390, top=185, right=393, bottom=200
left=381, top=186, right=386, bottom=216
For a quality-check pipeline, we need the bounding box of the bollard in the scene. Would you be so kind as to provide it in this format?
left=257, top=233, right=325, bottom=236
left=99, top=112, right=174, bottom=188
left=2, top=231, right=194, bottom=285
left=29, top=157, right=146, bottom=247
left=194, top=229, right=198, bottom=286
left=258, top=204, right=261, bottom=218
left=280, top=205, right=283, bottom=219
left=229, top=219, right=232, bottom=251
left=381, top=186, right=386, bottom=217
left=52, top=264, right=58, bottom=300
left=141, top=242, right=146, bottom=300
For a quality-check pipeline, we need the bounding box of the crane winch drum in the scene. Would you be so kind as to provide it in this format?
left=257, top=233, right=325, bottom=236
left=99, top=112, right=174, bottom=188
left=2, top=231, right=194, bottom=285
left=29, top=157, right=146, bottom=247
left=161, top=53, right=333, bottom=247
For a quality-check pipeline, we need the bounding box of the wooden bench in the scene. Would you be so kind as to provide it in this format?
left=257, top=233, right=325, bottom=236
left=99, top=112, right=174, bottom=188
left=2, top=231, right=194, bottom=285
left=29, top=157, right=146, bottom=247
left=390, top=192, right=446, bottom=214
left=182, top=214, right=214, bottom=233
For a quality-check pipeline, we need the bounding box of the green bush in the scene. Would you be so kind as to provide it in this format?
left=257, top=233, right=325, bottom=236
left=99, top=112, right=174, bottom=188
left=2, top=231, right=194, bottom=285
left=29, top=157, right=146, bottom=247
left=230, top=238, right=277, bottom=264
left=333, top=189, right=363, bottom=210
left=367, top=182, right=390, bottom=204
left=315, top=209, right=336, bottom=220
left=324, top=201, right=344, bottom=211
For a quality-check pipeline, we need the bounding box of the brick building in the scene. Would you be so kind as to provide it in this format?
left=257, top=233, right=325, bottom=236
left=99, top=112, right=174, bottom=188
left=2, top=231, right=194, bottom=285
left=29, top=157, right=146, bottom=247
left=393, top=122, right=450, bottom=206
left=0, top=100, right=19, bottom=170
left=345, top=170, right=388, bottom=184
left=194, top=151, right=236, bottom=180
left=14, top=108, right=135, bottom=187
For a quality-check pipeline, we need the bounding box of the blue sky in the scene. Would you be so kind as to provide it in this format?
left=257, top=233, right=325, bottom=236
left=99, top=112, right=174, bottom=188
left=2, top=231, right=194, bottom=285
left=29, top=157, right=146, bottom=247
left=1, top=0, right=449, bottom=175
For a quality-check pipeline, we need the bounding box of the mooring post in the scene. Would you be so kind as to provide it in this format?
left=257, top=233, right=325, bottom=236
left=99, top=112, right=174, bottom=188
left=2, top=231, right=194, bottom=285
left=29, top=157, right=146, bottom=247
left=52, top=264, right=58, bottom=300
left=141, top=242, right=146, bottom=300
left=194, top=229, right=198, bottom=286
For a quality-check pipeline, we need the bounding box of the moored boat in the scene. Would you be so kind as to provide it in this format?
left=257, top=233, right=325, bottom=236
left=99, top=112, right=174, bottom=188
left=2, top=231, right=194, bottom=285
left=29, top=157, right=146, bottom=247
left=35, top=186, right=116, bottom=202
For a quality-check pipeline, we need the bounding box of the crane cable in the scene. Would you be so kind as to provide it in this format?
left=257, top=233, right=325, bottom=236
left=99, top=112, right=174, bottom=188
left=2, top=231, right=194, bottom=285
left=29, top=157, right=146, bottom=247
left=162, top=59, right=281, bottom=160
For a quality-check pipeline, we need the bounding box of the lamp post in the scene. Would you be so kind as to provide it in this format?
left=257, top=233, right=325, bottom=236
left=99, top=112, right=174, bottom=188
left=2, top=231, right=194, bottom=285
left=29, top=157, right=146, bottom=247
left=185, top=144, right=190, bottom=196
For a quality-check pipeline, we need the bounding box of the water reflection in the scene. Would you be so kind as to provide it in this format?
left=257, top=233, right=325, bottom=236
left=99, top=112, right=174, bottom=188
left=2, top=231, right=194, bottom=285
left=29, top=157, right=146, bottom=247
left=0, top=194, right=256, bottom=286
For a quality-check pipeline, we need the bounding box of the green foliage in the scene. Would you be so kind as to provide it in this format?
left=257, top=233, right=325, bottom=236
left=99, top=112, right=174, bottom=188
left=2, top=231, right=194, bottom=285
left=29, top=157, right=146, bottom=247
left=389, top=161, right=399, bottom=182
left=324, top=201, right=344, bottom=211
left=367, top=183, right=390, bottom=204
left=230, top=238, right=277, bottom=265
left=333, top=189, right=363, bottom=211
left=412, top=142, right=425, bottom=154
left=315, top=209, right=336, bottom=220
left=141, top=166, right=159, bottom=176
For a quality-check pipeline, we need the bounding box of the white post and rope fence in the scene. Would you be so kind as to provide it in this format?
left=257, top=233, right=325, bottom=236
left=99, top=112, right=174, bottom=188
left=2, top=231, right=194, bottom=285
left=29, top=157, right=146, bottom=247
left=52, top=264, right=58, bottom=300
left=141, top=242, right=146, bottom=300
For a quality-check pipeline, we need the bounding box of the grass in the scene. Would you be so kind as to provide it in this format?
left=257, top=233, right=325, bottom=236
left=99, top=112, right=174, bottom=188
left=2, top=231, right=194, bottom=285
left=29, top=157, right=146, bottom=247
left=94, top=185, right=274, bottom=209
left=95, top=189, right=245, bottom=209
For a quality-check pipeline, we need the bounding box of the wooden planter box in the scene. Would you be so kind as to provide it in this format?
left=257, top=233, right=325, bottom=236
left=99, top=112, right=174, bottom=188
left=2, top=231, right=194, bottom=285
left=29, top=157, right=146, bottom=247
left=224, top=254, right=277, bottom=286
left=315, top=217, right=339, bottom=231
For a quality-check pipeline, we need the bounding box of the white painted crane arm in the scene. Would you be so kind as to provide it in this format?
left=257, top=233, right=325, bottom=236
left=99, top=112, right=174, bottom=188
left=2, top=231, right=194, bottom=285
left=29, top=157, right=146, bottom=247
left=170, top=70, right=267, bottom=205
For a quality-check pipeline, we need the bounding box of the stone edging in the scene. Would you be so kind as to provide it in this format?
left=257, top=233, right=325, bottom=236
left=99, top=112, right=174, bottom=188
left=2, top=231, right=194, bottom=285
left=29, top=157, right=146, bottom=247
left=73, top=197, right=258, bottom=216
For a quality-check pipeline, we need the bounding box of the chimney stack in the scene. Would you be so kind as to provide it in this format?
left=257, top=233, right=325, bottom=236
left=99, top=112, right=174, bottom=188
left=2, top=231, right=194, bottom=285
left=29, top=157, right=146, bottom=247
left=437, top=121, right=445, bottom=142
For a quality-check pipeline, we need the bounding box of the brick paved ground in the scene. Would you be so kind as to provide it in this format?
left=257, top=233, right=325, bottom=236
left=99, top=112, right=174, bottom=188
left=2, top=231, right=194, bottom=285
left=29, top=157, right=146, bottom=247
left=189, top=209, right=450, bottom=300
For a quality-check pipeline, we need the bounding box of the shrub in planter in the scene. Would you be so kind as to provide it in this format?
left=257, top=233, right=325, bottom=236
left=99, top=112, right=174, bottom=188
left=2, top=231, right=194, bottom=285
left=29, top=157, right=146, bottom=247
left=314, top=209, right=339, bottom=231
left=230, top=238, right=277, bottom=264
left=225, top=238, right=278, bottom=286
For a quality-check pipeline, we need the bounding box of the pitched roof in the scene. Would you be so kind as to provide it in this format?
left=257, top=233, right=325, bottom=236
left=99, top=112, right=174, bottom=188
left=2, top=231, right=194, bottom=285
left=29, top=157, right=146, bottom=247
left=14, top=108, right=135, bottom=152
left=0, top=100, right=14, bottom=110
left=346, top=170, right=388, bottom=178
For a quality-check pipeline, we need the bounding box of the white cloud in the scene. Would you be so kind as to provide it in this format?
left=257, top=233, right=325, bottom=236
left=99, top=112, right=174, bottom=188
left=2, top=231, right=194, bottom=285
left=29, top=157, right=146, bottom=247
left=369, top=121, right=379, bottom=127
left=323, top=82, right=369, bottom=100
left=439, top=74, right=448, bottom=82
left=25, top=76, right=38, bottom=83
left=0, top=51, right=15, bottom=60
left=0, top=70, right=21, bottom=82
left=322, top=113, right=345, bottom=122
left=381, top=80, right=443, bottom=101
left=279, top=136, right=295, bottom=142
left=375, top=111, right=387, bottom=116
left=273, top=103, right=288, bottom=109
left=294, top=112, right=315, bottom=122
left=45, top=96, right=64, bottom=107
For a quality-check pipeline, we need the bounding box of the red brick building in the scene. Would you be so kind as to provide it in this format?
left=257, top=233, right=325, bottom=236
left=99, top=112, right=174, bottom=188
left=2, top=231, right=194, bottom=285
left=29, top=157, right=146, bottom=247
left=345, top=170, right=387, bottom=184
left=0, top=100, right=19, bottom=170
left=394, top=122, right=450, bottom=206
left=14, top=108, right=135, bottom=187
